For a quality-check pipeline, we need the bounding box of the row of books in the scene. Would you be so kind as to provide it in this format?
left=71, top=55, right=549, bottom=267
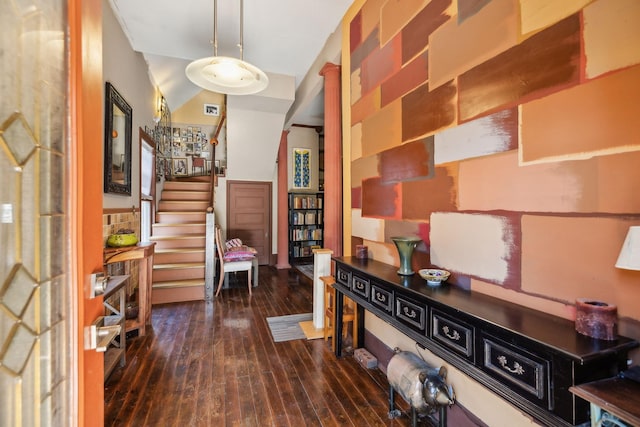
left=291, top=245, right=321, bottom=258
left=291, top=211, right=323, bottom=225
left=291, top=228, right=323, bottom=241
left=291, top=195, right=323, bottom=209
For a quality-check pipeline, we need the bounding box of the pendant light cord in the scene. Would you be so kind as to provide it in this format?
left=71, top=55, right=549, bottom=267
left=213, top=0, right=218, bottom=56
left=238, top=0, right=244, bottom=60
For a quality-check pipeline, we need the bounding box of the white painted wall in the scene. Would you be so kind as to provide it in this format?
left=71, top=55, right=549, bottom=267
left=103, top=0, right=156, bottom=209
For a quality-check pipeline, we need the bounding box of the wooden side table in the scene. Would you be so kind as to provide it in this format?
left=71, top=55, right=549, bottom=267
left=104, top=242, right=156, bottom=336
left=570, top=376, right=640, bottom=426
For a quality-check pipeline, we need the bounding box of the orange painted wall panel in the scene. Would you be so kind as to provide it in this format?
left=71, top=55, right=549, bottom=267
left=362, top=177, right=401, bottom=219
left=351, top=86, right=380, bottom=125
left=429, top=0, right=519, bottom=90
left=459, top=150, right=640, bottom=214
left=381, top=51, right=429, bottom=107
left=379, top=0, right=430, bottom=46
left=360, top=0, right=386, bottom=41
left=402, top=165, right=458, bottom=220
left=351, top=154, right=379, bottom=188
left=361, top=99, right=403, bottom=157
left=521, top=215, right=640, bottom=318
left=521, top=64, right=640, bottom=162
left=519, top=0, right=590, bottom=35
left=584, top=0, right=640, bottom=78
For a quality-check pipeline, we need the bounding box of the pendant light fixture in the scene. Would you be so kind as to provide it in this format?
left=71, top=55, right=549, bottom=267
left=186, top=0, right=268, bottom=95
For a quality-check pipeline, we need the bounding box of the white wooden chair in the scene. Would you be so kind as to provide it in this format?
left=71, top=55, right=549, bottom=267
left=215, top=227, right=253, bottom=297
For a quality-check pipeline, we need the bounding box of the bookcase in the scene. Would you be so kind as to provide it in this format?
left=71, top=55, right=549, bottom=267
left=288, top=192, right=323, bottom=264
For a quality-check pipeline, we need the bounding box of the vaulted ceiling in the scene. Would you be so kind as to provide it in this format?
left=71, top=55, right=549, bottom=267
left=108, top=0, right=353, bottom=126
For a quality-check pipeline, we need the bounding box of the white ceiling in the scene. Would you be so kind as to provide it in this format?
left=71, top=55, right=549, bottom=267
left=108, top=0, right=353, bottom=126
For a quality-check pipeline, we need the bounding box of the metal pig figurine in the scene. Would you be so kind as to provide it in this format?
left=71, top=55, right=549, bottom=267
left=387, top=350, right=455, bottom=416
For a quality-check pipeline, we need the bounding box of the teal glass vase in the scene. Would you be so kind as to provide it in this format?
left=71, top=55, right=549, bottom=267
left=391, top=236, right=422, bottom=275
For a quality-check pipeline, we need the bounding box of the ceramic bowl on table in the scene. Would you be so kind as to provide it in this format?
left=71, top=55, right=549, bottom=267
left=418, top=269, right=450, bottom=286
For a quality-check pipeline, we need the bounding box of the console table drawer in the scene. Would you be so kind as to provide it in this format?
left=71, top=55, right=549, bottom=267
left=336, top=267, right=351, bottom=289
left=482, top=335, right=550, bottom=408
left=351, top=275, right=370, bottom=299
left=395, top=295, right=426, bottom=333
left=370, top=284, right=393, bottom=314
left=431, top=309, right=474, bottom=361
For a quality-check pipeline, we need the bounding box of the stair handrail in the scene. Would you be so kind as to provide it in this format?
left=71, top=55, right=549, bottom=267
left=207, top=112, right=225, bottom=211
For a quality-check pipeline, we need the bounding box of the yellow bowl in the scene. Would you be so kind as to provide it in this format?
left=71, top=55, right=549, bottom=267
left=418, top=269, right=450, bottom=286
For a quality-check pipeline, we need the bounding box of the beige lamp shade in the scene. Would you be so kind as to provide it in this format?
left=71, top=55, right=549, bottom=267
left=615, top=226, right=640, bottom=270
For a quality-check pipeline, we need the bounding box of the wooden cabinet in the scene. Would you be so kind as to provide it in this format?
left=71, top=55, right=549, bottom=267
left=332, top=257, right=638, bottom=427
left=570, top=376, right=640, bottom=426
left=104, top=242, right=155, bottom=336
left=288, top=192, right=323, bottom=264
left=102, top=275, right=128, bottom=380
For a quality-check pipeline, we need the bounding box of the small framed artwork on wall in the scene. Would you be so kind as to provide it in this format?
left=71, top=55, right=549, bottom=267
left=173, top=158, right=188, bottom=176
left=292, top=148, right=311, bottom=189
left=204, top=103, right=220, bottom=116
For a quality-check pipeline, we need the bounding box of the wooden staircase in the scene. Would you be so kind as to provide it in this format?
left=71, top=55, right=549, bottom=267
left=151, top=179, right=210, bottom=304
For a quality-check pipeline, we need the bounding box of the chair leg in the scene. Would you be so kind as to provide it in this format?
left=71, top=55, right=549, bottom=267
left=247, top=268, right=252, bottom=296
left=215, top=269, right=225, bottom=297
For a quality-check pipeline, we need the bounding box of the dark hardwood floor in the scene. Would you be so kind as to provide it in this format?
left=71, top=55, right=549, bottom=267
left=104, top=267, right=415, bottom=426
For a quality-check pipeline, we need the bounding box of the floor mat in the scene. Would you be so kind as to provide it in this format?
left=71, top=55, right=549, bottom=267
left=294, top=263, right=314, bottom=280
left=266, top=313, right=313, bottom=342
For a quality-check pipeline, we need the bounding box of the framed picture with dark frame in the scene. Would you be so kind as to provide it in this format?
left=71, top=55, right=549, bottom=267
left=173, top=158, right=188, bottom=176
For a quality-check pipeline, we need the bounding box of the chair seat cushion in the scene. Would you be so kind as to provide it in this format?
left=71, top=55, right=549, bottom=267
left=223, top=245, right=257, bottom=261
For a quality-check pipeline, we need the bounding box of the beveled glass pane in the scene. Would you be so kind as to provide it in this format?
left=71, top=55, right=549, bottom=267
left=0, top=308, right=17, bottom=356
left=2, top=113, right=36, bottom=165
left=0, top=153, right=19, bottom=286
left=0, top=368, right=17, bottom=426
left=19, top=344, right=37, bottom=426
left=3, top=323, right=35, bottom=373
left=3, top=265, right=36, bottom=318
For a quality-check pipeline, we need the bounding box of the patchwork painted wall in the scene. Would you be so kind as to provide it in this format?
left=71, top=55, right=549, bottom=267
left=345, top=0, right=640, bottom=343
left=344, top=0, right=640, bottom=423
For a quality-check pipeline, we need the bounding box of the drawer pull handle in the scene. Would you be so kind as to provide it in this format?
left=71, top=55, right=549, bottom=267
left=375, top=293, right=386, bottom=303
left=442, top=326, right=460, bottom=341
left=498, top=355, right=525, bottom=375
left=403, top=307, right=417, bottom=318
left=355, top=282, right=364, bottom=290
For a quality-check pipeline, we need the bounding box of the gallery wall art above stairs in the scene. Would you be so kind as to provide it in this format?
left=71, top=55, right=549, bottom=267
left=150, top=179, right=211, bottom=304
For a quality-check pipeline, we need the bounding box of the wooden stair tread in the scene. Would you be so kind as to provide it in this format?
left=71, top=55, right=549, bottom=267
left=152, top=223, right=206, bottom=227
left=149, top=235, right=205, bottom=241
left=153, top=262, right=204, bottom=269
left=154, top=248, right=205, bottom=254
left=152, top=279, right=205, bottom=289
